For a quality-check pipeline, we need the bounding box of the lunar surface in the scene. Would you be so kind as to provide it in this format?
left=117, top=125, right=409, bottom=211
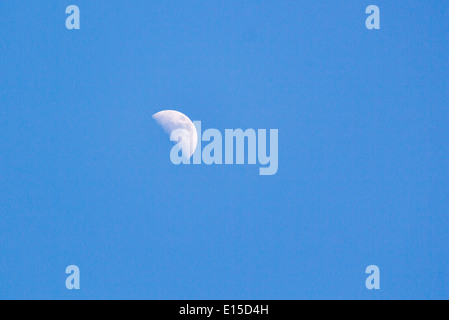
left=153, top=110, right=198, bottom=158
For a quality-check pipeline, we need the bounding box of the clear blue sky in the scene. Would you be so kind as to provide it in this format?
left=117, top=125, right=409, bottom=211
left=0, top=1, right=448, bottom=300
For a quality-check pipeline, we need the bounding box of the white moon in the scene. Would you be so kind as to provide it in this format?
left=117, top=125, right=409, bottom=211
left=152, top=110, right=198, bottom=158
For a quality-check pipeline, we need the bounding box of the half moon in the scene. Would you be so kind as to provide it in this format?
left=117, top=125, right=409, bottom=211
left=152, top=110, right=198, bottom=158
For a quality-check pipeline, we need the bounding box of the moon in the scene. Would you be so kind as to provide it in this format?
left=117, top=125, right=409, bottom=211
left=152, top=110, right=198, bottom=158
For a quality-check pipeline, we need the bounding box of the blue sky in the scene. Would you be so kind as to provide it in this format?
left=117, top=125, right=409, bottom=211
left=0, top=1, right=448, bottom=299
